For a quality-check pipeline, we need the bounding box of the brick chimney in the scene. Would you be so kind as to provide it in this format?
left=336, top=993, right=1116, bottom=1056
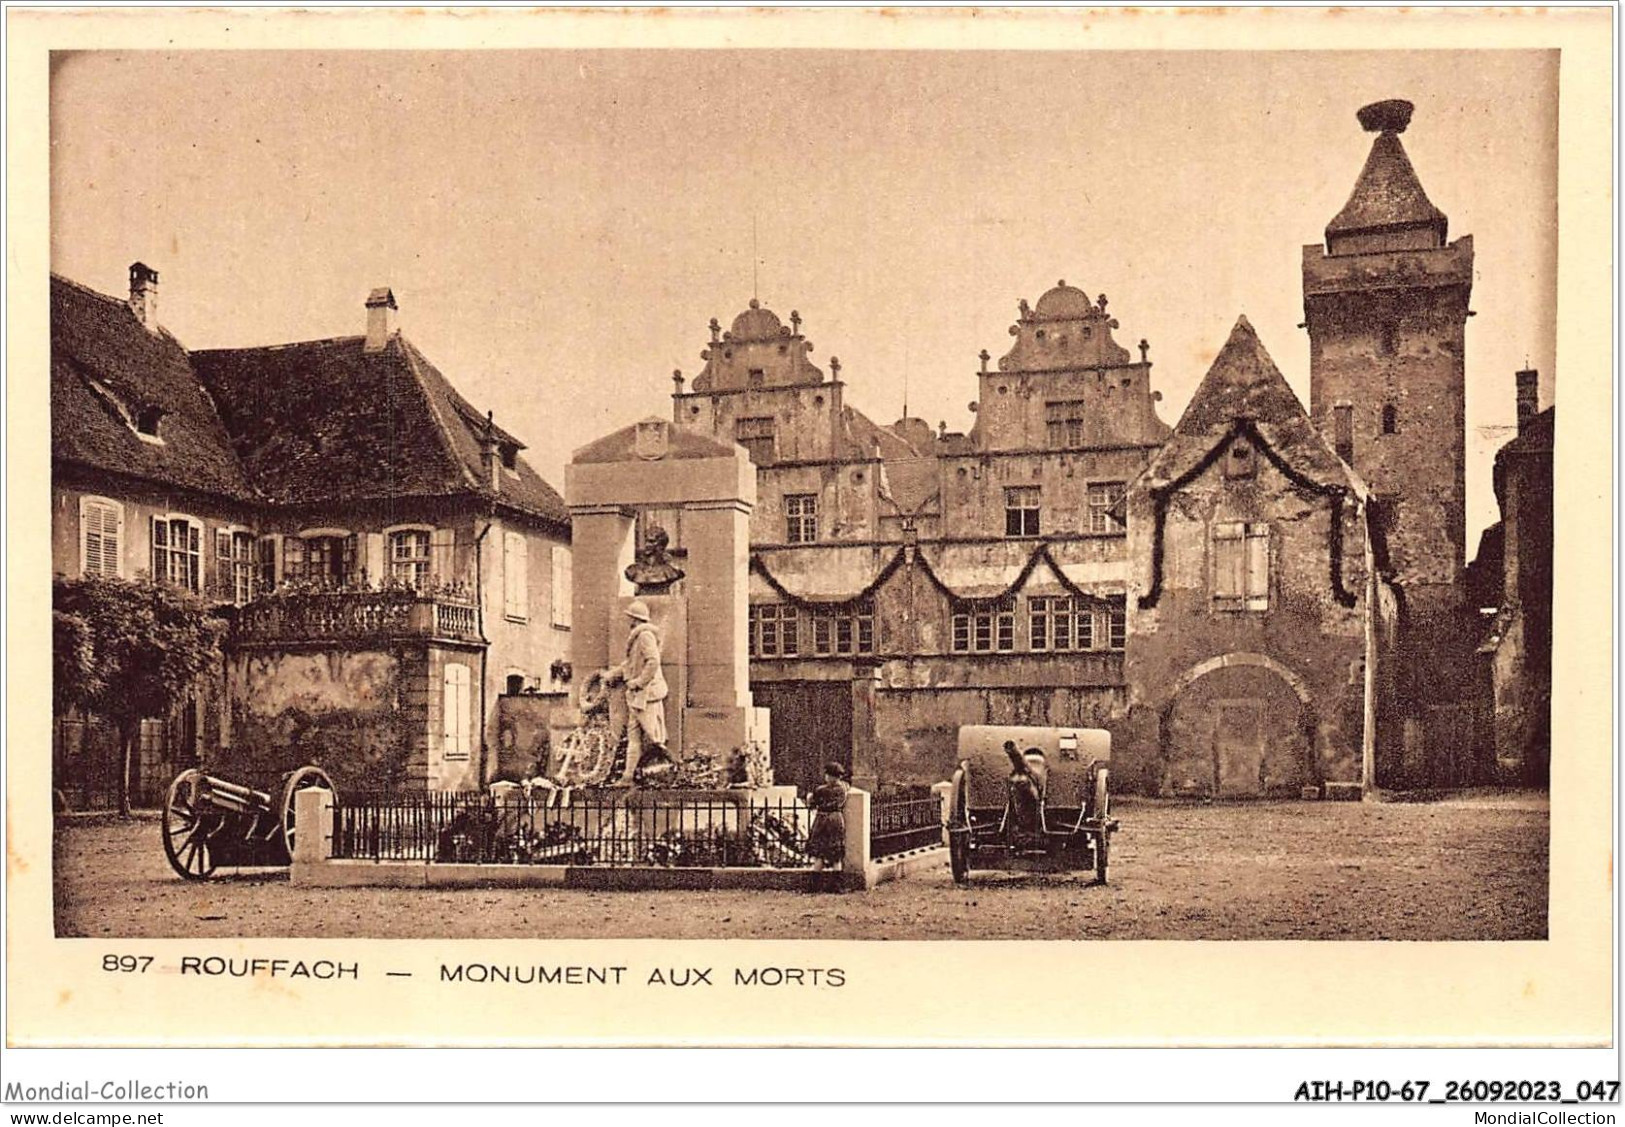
left=1515, top=368, right=1539, bottom=432
left=481, top=411, right=502, bottom=494
left=364, top=287, right=397, bottom=352
left=128, top=262, right=159, bottom=331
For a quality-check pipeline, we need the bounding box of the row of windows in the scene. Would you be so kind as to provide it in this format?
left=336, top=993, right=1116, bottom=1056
left=764, top=482, right=1128, bottom=545
left=76, top=497, right=571, bottom=624
left=1003, top=482, right=1125, bottom=538
left=748, top=602, right=876, bottom=658
left=746, top=596, right=1127, bottom=658
left=950, top=598, right=1127, bottom=655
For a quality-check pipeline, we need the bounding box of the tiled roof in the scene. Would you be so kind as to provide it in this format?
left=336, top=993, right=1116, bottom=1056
left=1326, top=132, right=1447, bottom=241
left=191, top=333, right=567, bottom=526
left=1137, top=315, right=1360, bottom=495
left=50, top=274, right=255, bottom=500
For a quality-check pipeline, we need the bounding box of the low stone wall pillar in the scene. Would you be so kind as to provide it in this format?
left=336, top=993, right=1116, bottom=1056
left=293, top=787, right=334, bottom=864
left=932, top=781, right=954, bottom=845
left=843, top=787, right=871, bottom=874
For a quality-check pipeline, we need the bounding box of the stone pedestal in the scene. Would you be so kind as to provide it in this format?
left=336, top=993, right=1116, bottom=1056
left=562, top=417, right=769, bottom=769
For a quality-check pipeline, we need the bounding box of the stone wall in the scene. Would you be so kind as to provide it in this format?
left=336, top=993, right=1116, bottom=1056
left=225, top=647, right=412, bottom=791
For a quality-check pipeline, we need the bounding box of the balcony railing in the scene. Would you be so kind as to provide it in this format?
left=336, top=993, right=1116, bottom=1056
left=233, top=580, right=482, bottom=645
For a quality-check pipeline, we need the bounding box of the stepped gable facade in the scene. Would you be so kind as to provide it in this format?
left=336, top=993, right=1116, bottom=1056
left=671, top=282, right=1171, bottom=791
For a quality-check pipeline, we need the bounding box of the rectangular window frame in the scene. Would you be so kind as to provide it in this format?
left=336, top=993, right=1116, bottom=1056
left=1212, top=520, right=1270, bottom=613
left=79, top=496, right=124, bottom=578
left=1087, top=481, right=1127, bottom=535
left=388, top=528, right=434, bottom=592
left=151, top=514, right=203, bottom=593
left=502, top=530, right=529, bottom=621
left=951, top=598, right=1016, bottom=654
left=442, top=663, right=472, bottom=761
left=551, top=546, right=572, bottom=629
left=1004, top=485, right=1042, bottom=539
left=784, top=493, right=819, bottom=544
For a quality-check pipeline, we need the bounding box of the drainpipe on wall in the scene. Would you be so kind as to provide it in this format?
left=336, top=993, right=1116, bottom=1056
left=474, top=517, right=494, bottom=786
left=1361, top=502, right=1379, bottom=800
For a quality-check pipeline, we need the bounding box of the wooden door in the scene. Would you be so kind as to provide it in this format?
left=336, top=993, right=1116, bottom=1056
left=1214, top=700, right=1264, bottom=797
left=749, top=681, right=853, bottom=795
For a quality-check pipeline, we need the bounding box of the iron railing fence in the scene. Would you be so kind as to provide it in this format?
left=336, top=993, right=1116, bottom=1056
left=333, top=790, right=815, bottom=869
left=869, top=795, right=944, bottom=860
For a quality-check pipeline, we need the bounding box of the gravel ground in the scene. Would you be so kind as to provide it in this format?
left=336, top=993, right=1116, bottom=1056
left=54, top=793, right=1548, bottom=940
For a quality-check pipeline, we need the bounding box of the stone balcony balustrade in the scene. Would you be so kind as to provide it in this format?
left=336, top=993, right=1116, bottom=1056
left=231, top=579, right=482, bottom=646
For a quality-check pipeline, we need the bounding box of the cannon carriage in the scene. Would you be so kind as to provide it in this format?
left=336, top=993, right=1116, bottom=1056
left=160, top=765, right=335, bottom=880
left=943, top=725, right=1118, bottom=885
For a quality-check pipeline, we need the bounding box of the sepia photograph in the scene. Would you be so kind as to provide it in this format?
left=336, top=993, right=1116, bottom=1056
left=46, top=44, right=1557, bottom=942
left=7, top=6, right=1612, bottom=1062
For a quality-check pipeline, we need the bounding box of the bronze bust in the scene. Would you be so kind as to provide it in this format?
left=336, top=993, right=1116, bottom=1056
left=624, top=525, right=685, bottom=594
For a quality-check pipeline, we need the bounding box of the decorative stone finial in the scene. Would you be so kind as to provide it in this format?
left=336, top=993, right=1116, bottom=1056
left=672, top=369, right=685, bottom=392
left=1057, top=279, right=1067, bottom=288
left=790, top=309, right=801, bottom=333
left=709, top=317, right=721, bottom=342
left=829, top=355, right=841, bottom=376
left=1018, top=298, right=1031, bottom=318
left=1138, top=339, right=1149, bottom=363
left=938, top=421, right=948, bottom=439
left=748, top=298, right=761, bottom=310
left=1097, top=293, right=1109, bottom=313
left=1356, top=99, right=1414, bottom=134
left=979, top=348, right=990, bottom=373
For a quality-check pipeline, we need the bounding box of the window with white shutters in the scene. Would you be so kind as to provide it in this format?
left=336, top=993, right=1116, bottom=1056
left=79, top=497, right=124, bottom=577
left=1212, top=521, right=1270, bottom=612
left=442, top=663, right=472, bottom=761
left=551, top=546, right=572, bottom=629
left=504, top=531, right=528, bottom=621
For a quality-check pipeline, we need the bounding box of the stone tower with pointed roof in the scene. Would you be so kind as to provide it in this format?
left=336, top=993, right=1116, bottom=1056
left=1303, top=99, right=1476, bottom=783
left=1304, top=99, right=1471, bottom=586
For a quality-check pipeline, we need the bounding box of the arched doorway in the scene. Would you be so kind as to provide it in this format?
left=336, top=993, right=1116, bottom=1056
left=1160, top=653, right=1314, bottom=798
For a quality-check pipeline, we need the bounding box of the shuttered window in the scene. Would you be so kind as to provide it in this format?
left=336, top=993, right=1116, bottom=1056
left=442, top=663, right=472, bottom=761
left=503, top=531, right=528, bottom=620
left=1213, top=521, right=1270, bottom=612
left=80, top=497, right=124, bottom=577
left=551, top=546, right=572, bottom=628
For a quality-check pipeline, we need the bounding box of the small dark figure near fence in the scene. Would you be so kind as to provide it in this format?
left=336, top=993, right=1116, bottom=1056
left=437, top=807, right=498, bottom=863
left=808, top=762, right=850, bottom=872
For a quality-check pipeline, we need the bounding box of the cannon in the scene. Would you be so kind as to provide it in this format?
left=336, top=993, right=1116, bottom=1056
left=943, top=725, right=1118, bottom=885
left=160, top=766, right=335, bottom=880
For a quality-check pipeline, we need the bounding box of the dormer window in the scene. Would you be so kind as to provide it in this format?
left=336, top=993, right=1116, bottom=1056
left=500, top=444, right=518, bottom=471
left=135, top=405, right=164, bottom=438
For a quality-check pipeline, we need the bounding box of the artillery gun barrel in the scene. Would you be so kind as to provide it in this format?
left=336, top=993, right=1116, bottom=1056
left=200, top=776, right=274, bottom=814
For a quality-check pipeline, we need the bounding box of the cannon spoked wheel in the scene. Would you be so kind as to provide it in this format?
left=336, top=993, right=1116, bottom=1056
left=280, top=766, right=335, bottom=864
left=162, top=769, right=218, bottom=880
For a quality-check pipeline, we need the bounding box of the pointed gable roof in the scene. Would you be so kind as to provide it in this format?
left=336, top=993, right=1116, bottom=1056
left=50, top=273, right=255, bottom=501
left=1325, top=100, right=1447, bottom=249
left=1136, top=315, right=1360, bottom=497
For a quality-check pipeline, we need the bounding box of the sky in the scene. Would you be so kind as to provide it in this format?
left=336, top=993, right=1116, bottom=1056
left=50, top=48, right=1557, bottom=543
